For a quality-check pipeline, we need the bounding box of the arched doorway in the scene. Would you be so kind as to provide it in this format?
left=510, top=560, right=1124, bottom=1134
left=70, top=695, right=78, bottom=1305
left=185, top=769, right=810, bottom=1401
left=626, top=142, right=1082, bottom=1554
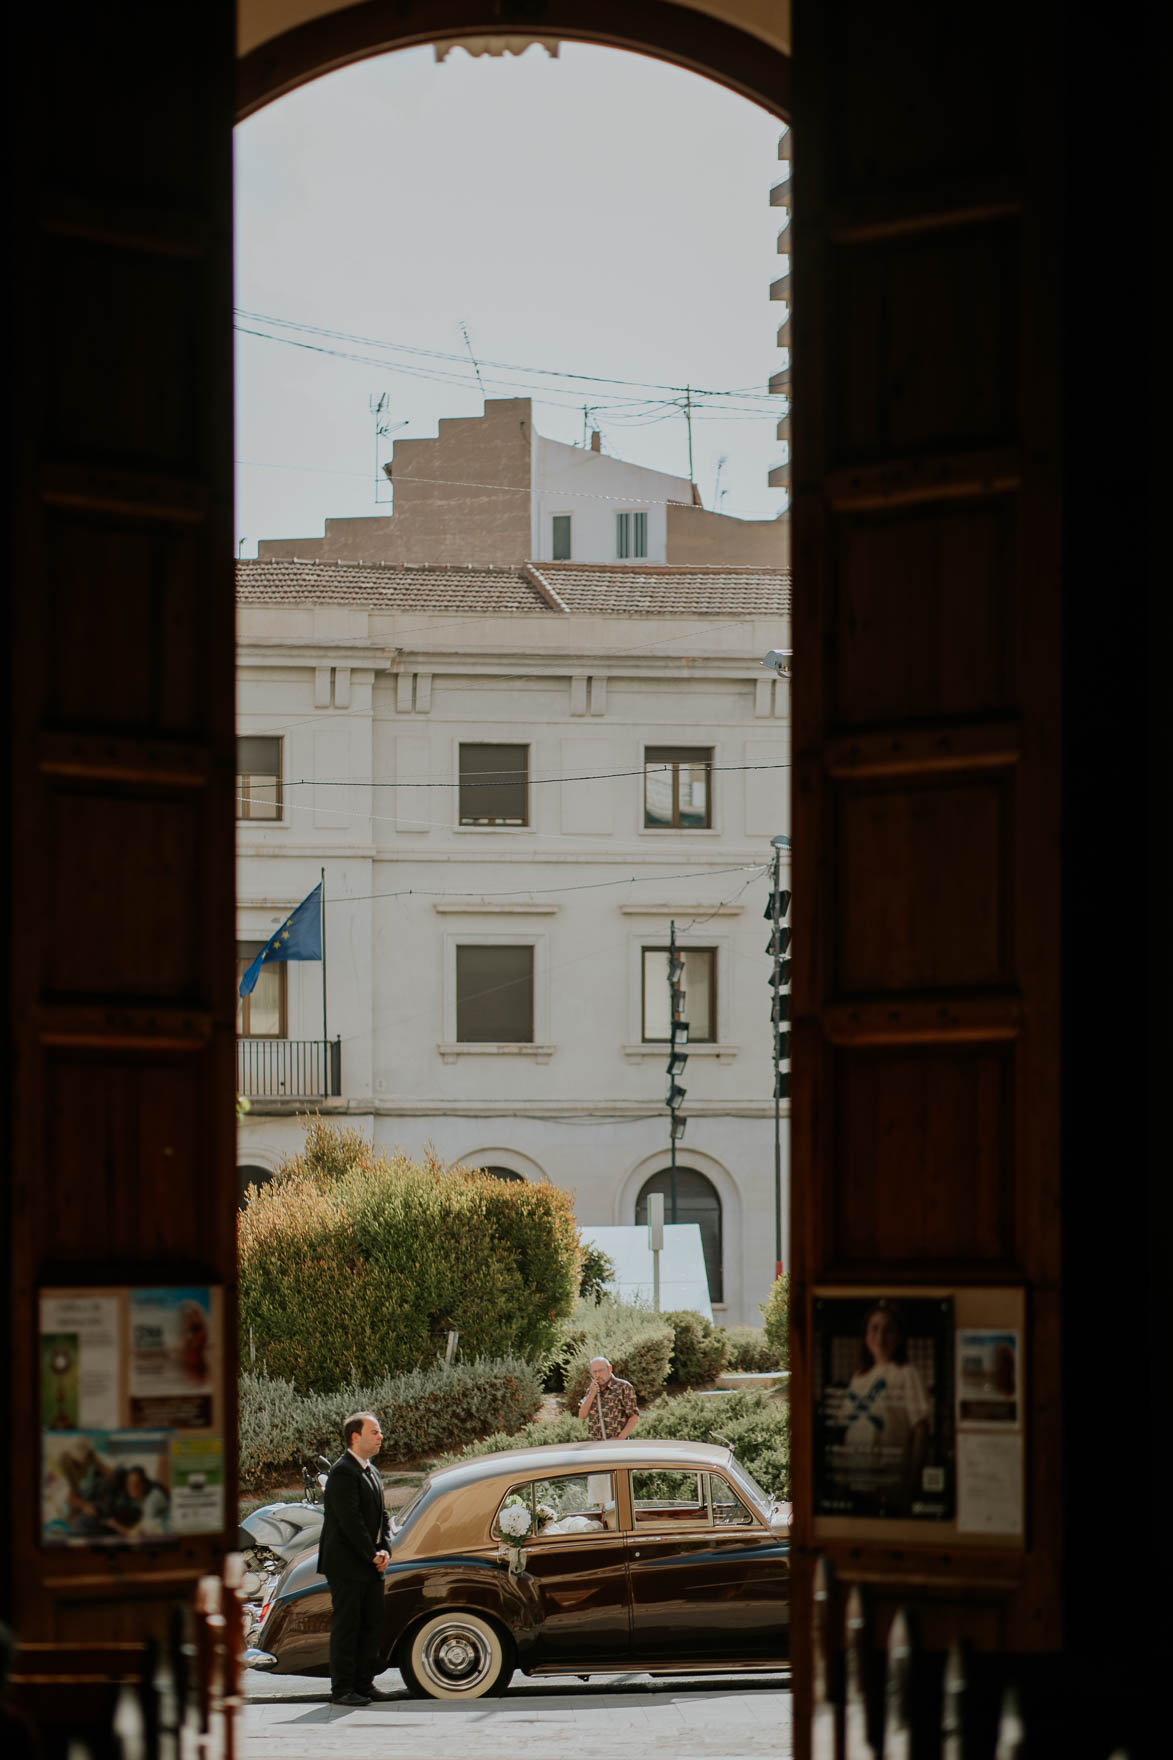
left=635, top=1166, right=723, bottom=1302
left=237, top=1162, right=273, bottom=1206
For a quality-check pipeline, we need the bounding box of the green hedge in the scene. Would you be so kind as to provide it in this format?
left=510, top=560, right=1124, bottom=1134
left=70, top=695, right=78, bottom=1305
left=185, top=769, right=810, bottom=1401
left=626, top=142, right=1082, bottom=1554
left=663, top=1310, right=729, bottom=1386
left=440, top=1387, right=790, bottom=1500
left=634, top=1388, right=790, bottom=1499
left=558, top=1298, right=674, bottom=1412
left=239, top=1358, right=544, bottom=1485
left=723, top=1325, right=782, bottom=1373
left=760, top=1272, right=790, bottom=1369
left=239, top=1120, right=581, bottom=1391
left=432, top=1412, right=590, bottom=1470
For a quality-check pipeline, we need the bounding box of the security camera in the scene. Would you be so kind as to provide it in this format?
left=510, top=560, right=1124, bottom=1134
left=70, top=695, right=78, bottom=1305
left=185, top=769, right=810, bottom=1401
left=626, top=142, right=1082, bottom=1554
left=762, top=649, right=793, bottom=677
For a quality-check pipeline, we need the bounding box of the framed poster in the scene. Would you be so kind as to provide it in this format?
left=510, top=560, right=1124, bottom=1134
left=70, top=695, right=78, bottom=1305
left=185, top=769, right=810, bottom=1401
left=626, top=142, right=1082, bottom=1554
left=812, top=1293, right=954, bottom=1521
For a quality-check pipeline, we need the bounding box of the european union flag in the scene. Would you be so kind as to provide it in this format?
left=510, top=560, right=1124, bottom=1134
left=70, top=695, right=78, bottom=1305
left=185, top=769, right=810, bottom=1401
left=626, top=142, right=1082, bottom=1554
left=239, top=882, right=323, bottom=997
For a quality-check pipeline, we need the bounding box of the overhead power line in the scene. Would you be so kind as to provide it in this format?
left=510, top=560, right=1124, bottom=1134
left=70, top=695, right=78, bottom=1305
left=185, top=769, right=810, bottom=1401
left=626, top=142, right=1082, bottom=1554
left=280, top=759, right=789, bottom=790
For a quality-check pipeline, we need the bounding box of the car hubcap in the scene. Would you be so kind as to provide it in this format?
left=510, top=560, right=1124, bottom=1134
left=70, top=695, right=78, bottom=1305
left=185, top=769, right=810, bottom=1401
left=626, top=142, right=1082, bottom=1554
left=421, top=1622, right=492, bottom=1691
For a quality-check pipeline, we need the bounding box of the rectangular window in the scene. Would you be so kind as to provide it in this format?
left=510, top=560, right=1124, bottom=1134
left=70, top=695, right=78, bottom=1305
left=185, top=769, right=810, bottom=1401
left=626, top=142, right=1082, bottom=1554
left=631, top=1471, right=753, bottom=1528
left=236, top=736, right=282, bottom=821
left=551, top=514, right=572, bottom=560
left=644, top=746, right=712, bottom=829
left=456, top=945, right=534, bottom=1043
left=616, top=510, right=648, bottom=559
left=497, top=1473, right=618, bottom=1536
left=236, top=941, right=287, bottom=1037
left=642, top=947, right=716, bottom=1042
left=458, top=743, right=529, bottom=826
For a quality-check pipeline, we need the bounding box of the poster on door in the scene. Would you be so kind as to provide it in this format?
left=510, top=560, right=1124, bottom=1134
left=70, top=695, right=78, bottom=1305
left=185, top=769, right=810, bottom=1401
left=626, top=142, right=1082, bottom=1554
left=812, top=1293, right=954, bottom=1521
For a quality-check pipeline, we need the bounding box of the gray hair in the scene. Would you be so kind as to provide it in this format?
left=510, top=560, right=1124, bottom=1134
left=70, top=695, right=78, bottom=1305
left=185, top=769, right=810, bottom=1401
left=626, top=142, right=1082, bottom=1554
left=589, top=1357, right=612, bottom=1371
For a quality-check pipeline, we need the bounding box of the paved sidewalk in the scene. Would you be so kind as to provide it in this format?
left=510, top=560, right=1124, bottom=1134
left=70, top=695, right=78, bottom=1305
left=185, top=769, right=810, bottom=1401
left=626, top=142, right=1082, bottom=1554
left=241, top=1667, right=793, bottom=1759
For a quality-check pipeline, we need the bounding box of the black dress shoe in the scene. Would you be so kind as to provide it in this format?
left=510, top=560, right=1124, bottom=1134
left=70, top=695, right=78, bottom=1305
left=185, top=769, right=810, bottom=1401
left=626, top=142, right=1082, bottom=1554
left=332, top=1690, right=371, bottom=1706
left=358, top=1686, right=395, bottom=1701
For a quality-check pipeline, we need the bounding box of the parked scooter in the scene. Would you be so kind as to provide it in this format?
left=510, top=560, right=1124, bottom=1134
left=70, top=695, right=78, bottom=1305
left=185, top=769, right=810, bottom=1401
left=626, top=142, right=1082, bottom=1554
left=239, top=1456, right=333, bottom=1636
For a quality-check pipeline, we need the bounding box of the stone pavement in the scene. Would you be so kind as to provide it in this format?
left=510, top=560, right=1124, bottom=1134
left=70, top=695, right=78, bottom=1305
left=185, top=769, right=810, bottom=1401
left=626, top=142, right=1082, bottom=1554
left=241, top=1666, right=793, bottom=1759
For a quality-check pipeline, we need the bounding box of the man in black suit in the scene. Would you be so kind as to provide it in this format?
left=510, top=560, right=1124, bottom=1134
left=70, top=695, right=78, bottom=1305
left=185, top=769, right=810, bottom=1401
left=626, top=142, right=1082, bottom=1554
left=318, top=1411, right=391, bottom=1706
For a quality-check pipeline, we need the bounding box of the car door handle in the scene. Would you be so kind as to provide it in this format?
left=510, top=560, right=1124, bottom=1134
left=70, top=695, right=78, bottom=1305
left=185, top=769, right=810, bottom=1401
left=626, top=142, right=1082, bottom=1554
left=632, top=1551, right=640, bottom=1558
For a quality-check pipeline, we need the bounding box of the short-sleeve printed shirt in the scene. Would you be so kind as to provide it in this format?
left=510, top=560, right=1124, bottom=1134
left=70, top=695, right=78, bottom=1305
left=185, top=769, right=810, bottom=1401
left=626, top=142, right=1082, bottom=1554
left=587, top=1375, right=638, bottom=1441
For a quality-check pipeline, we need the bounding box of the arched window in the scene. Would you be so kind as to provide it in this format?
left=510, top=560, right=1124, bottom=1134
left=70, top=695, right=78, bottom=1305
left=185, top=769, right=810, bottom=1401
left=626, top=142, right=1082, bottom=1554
left=238, top=1164, right=272, bottom=1207
left=474, top=1164, right=526, bottom=1182
left=635, top=1168, right=723, bottom=1304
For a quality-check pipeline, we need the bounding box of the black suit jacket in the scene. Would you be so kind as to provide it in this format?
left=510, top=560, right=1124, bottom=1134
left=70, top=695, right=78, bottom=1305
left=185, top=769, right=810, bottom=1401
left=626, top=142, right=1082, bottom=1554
left=317, top=1451, right=391, bottom=1583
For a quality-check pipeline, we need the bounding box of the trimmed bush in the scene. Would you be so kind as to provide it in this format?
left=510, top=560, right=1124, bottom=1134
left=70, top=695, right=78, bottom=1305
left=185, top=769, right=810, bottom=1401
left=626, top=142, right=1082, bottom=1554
left=558, top=1297, right=674, bottom=1412
left=664, top=1310, right=729, bottom=1387
left=239, top=1357, right=544, bottom=1485
left=634, top=1388, right=790, bottom=1499
left=439, top=1386, right=790, bottom=1500
left=760, top=1272, right=790, bottom=1369
left=432, top=1412, right=589, bottom=1470
left=723, top=1325, right=782, bottom=1373
left=239, top=1121, right=581, bottom=1391
left=578, top=1240, right=617, bottom=1303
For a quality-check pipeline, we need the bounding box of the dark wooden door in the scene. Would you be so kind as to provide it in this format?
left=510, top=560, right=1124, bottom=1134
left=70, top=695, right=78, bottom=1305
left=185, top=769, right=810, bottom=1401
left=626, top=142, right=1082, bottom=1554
left=789, top=0, right=1064, bottom=1747
left=5, top=0, right=238, bottom=1647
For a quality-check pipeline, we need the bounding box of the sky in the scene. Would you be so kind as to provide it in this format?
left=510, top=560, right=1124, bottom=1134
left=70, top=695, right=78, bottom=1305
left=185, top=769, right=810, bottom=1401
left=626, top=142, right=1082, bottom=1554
left=233, top=42, right=787, bottom=556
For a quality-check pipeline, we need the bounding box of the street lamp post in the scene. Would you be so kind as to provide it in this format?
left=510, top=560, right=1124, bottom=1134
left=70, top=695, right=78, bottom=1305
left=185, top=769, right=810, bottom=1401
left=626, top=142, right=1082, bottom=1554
left=767, top=835, right=792, bottom=1278
left=665, top=920, right=688, bottom=1224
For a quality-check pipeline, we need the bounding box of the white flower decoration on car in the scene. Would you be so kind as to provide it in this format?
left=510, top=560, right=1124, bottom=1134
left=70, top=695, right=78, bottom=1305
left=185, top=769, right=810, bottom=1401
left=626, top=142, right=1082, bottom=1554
left=498, top=1504, right=532, bottom=1539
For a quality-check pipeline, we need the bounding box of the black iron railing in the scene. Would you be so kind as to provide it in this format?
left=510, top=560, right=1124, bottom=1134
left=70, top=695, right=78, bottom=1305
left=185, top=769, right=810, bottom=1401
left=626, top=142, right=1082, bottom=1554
left=236, top=1037, right=342, bottom=1099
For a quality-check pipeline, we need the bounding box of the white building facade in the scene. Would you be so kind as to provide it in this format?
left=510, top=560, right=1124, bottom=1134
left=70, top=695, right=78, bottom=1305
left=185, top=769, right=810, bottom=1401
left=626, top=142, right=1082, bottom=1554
left=235, top=557, right=791, bottom=1325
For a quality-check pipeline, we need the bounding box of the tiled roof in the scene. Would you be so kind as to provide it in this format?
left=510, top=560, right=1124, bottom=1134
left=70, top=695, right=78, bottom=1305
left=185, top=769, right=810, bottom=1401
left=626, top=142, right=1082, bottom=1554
left=532, top=562, right=791, bottom=616
left=235, top=560, right=549, bottom=613
left=235, top=558, right=791, bottom=617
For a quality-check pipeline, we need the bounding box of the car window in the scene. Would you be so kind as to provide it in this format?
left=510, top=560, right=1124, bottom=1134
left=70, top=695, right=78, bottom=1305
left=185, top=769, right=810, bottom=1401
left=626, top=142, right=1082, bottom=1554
left=496, top=1472, right=618, bottom=1539
left=631, top=1470, right=757, bottom=1528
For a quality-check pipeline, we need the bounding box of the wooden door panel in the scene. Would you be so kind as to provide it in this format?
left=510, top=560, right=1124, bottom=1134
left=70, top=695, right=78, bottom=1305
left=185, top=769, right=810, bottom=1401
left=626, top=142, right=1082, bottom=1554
left=44, top=513, right=206, bottom=736
left=833, top=776, right=1012, bottom=992
left=7, top=0, right=237, bottom=1650
left=830, top=1046, right=1015, bottom=1268
left=832, top=500, right=1016, bottom=724
left=792, top=0, right=1062, bottom=1746
left=830, top=226, right=1020, bottom=462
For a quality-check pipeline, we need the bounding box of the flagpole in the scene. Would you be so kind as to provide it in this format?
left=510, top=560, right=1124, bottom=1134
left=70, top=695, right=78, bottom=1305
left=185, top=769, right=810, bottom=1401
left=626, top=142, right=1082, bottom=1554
left=320, top=866, right=329, bottom=1095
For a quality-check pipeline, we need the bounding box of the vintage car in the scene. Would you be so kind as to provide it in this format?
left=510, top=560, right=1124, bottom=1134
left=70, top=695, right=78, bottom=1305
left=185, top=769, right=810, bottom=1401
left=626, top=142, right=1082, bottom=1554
left=247, top=1439, right=791, bottom=1698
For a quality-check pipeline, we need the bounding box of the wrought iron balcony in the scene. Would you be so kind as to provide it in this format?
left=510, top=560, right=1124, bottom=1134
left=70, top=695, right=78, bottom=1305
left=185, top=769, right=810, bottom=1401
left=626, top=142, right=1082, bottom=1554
left=236, top=1036, right=342, bottom=1099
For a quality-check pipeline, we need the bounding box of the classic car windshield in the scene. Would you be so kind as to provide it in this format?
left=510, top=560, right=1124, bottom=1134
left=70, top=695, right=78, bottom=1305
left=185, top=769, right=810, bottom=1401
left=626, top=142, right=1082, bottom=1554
left=496, top=1472, right=618, bottom=1539
left=724, top=1457, right=774, bottom=1516
left=390, top=1480, right=431, bottom=1535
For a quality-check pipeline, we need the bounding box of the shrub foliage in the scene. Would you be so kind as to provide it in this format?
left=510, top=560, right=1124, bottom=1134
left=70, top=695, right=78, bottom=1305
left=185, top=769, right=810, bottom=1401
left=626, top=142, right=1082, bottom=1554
left=441, top=1387, right=790, bottom=1500
left=663, top=1309, right=729, bottom=1387
left=634, top=1388, right=790, bottom=1499
left=723, top=1325, right=782, bottom=1373
left=557, top=1297, right=674, bottom=1412
left=239, top=1357, right=544, bottom=1484
left=760, top=1272, right=790, bottom=1369
left=239, top=1121, right=581, bottom=1391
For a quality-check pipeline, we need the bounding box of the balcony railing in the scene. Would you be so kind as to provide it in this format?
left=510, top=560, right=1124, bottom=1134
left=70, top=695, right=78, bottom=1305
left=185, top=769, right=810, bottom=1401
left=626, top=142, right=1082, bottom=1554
left=236, top=1037, right=342, bottom=1099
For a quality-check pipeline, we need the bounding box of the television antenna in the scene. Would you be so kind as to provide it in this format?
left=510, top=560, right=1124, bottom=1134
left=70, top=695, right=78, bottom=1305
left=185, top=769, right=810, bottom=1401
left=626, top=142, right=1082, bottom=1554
left=369, top=392, right=408, bottom=504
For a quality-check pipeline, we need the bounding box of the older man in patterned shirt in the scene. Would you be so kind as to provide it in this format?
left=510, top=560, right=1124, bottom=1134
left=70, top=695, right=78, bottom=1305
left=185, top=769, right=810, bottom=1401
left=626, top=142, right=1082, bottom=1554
left=578, top=1357, right=639, bottom=1441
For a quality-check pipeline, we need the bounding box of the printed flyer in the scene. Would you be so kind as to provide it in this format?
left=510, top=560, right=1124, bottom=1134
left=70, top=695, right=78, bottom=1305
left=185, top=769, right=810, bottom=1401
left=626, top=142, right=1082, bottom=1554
left=39, top=1294, right=120, bottom=1431
left=42, top=1429, right=172, bottom=1546
left=170, top=1436, right=225, bottom=1535
left=129, top=1287, right=215, bottom=1427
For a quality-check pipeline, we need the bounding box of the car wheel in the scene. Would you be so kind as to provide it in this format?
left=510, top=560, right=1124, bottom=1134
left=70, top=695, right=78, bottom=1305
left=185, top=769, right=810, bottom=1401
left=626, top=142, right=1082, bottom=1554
left=400, top=1611, right=513, bottom=1700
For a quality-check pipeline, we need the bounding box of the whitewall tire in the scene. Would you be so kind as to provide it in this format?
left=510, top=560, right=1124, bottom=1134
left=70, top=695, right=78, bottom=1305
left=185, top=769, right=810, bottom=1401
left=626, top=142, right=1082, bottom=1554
left=400, top=1611, right=513, bottom=1700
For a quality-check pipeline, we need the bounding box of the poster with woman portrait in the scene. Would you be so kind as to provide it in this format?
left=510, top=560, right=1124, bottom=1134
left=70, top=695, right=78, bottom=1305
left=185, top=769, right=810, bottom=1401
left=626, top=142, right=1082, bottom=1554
left=812, top=1294, right=954, bottom=1521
